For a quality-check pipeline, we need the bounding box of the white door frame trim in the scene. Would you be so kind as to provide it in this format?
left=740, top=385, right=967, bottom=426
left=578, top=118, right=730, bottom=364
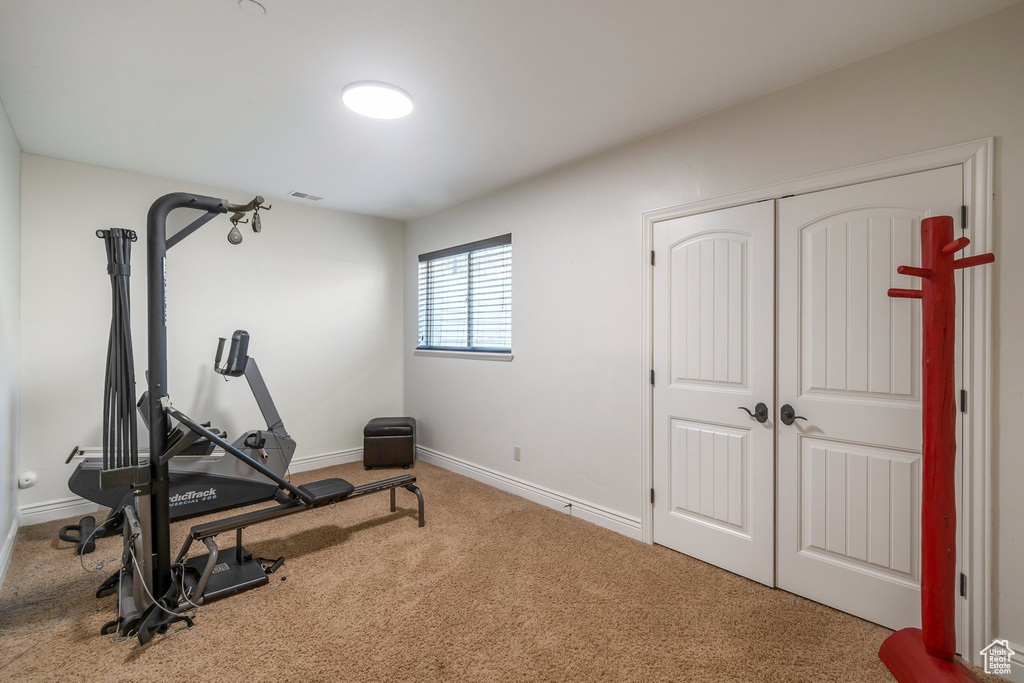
left=640, top=138, right=993, bottom=666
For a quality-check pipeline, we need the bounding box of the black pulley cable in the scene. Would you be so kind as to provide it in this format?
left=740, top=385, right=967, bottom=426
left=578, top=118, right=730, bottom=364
left=96, top=229, right=139, bottom=473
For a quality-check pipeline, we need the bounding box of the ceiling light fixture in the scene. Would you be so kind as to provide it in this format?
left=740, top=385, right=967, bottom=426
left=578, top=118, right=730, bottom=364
left=238, top=0, right=266, bottom=15
left=341, top=81, right=414, bottom=120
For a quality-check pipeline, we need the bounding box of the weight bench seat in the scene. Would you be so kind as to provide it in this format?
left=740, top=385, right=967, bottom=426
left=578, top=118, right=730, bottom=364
left=298, top=478, right=355, bottom=506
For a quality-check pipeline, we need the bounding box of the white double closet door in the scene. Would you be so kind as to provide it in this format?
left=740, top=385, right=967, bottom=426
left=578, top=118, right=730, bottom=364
left=652, top=165, right=963, bottom=630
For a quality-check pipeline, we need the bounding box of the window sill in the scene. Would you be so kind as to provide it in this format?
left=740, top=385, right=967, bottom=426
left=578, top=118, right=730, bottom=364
left=414, top=349, right=514, bottom=362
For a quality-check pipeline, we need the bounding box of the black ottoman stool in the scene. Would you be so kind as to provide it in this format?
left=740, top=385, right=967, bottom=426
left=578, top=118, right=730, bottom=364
left=363, top=417, right=416, bottom=469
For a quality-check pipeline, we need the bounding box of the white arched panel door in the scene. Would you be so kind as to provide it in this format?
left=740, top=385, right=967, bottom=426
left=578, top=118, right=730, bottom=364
left=653, top=200, right=775, bottom=586
left=776, top=165, right=962, bottom=628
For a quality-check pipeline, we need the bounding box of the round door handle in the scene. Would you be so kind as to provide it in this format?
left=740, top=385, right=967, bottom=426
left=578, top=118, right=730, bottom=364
left=780, top=404, right=807, bottom=426
left=738, top=402, right=769, bottom=423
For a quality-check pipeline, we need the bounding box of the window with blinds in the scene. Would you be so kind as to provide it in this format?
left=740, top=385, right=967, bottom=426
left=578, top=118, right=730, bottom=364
left=418, top=234, right=512, bottom=352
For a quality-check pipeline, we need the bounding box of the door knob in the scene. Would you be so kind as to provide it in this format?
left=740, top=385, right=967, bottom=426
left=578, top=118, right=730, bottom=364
left=738, top=402, right=769, bottom=423
left=780, top=404, right=807, bottom=426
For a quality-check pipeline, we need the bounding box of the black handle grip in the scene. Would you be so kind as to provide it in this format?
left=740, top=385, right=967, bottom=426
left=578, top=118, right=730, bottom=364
left=214, top=338, right=228, bottom=372
left=780, top=404, right=807, bottom=426
left=214, top=331, right=250, bottom=377
left=738, top=403, right=769, bottom=423
left=260, top=556, right=286, bottom=575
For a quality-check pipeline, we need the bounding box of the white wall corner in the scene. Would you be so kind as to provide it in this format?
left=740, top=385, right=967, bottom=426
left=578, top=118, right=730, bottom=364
left=0, top=514, right=19, bottom=591
left=416, top=445, right=642, bottom=540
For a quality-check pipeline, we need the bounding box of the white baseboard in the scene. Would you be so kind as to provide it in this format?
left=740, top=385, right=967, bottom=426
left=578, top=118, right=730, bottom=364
left=1007, top=641, right=1024, bottom=682
left=18, top=448, right=364, bottom=526
left=416, top=445, right=642, bottom=540
left=19, top=496, right=103, bottom=527
left=288, top=447, right=363, bottom=473
left=0, top=515, right=19, bottom=591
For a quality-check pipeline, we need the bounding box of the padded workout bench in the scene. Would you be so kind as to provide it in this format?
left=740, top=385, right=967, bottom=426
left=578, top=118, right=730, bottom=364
left=364, top=417, right=416, bottom=469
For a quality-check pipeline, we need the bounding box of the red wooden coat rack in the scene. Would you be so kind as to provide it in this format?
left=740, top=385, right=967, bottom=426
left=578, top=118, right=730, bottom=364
left=879, top=215, right=994, bottom=682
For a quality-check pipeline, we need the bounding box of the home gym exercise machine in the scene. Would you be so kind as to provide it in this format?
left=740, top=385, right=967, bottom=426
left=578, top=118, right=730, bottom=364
left=60, top=330, right=298, bottom=555
left=89, top=193, right=424, bottom=644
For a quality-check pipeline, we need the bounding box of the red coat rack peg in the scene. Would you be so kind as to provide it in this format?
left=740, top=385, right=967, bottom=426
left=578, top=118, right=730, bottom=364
left=954, top=253, right=996, bottom=270
left=878, top=215, right=994, bottom=682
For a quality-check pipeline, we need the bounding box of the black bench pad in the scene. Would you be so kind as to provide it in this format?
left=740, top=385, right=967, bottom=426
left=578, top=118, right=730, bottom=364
left=299, top=478, right=355, bottom=505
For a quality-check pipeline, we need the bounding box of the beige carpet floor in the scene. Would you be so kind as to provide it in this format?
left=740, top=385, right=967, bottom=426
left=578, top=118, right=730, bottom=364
left=0, top=461, right=994, bottom=682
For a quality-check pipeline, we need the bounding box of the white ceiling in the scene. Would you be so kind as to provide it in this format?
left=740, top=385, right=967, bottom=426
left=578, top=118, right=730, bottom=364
left=0, top=0, right=1017, bottom=220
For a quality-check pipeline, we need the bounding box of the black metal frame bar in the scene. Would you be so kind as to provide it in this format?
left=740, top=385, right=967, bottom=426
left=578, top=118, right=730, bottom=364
left=166, top=211, right=219, bottom=250
left=146, top=194, right=268, bottom=597
left=406, top=483, right=425, bottom=526
left=244, top=359, right=286, bottom=434
left=148, top=194, right=233, bottom=598
left=184, top=474, right=421, bottom=543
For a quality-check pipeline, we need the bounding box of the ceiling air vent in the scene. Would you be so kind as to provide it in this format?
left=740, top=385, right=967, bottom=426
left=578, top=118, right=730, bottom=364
left=289, top=191, right=323, bottom=201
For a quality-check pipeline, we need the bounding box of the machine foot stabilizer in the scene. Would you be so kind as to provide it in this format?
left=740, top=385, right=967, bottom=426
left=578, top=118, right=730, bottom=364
left=182, top=546, right=269, bottom=603
left=135, top=588, right=193, bottom=645
left=59, top=511, right=122, bottom=555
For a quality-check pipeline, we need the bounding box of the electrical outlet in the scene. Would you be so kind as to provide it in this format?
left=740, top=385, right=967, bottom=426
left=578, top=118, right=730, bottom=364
left=514, top=446, right=521, bottom=461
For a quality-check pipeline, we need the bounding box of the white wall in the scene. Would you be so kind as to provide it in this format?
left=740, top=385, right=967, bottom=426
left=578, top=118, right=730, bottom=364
left=19, top=155, right=405, bottom=511
left=0, top=96, right=22, bottom=579
left=405, top=4, right=1024, bottom=654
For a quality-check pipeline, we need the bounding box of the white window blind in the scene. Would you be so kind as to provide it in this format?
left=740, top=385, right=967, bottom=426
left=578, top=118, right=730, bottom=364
left=418, top=234, right=512, bottom=352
